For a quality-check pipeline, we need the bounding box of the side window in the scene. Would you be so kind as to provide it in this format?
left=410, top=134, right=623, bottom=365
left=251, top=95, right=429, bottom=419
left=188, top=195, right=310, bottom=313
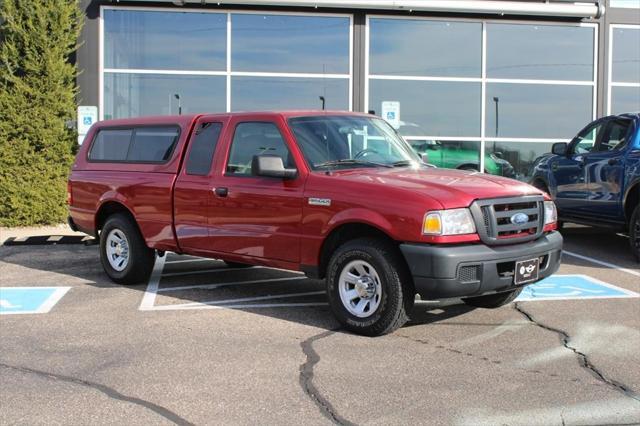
left=185, top=122, right=223, bottom=175
left=226, top=122, right=295, bottom=176
left=128, top=127, right=180, bottom=162
left=572, top=122, right=604, bottom=154
left=598, top=119, right=632, bottom=152
left=89, top=129, right=132, bottom=161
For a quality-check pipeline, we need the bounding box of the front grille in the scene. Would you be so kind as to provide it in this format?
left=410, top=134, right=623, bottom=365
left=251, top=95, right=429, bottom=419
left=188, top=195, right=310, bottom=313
left=470, top=195, right=545, bottom=246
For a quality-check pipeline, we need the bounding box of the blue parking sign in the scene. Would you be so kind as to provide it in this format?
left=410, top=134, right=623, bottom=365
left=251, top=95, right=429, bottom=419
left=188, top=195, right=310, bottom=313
left=516, top=275, right=638, bottom=302
left=0, top=287, right=71, bottom=315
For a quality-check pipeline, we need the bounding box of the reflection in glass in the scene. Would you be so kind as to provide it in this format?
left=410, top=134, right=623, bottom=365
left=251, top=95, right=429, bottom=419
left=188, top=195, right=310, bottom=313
left=369, top=19, right=481, bottom=77
left=104, top=73, right=226, bottom=119
left=231, top=77, right=349, bottom=111
left=488, top=142, right=554, bottom=181
left=610, top=0, right=640, bottom=8
left=486, top=84, right=592, bottom=139
left=611, top=87, right=640, bottom=114
left=612, top=27, right=640, bottom=83
left=487, top=23, right=594, bottom=81
left=369, top=80, right=481, bottom=137
left=231, top=14, right=350, bottom=74
left=104, top=10, right=227, bottom=71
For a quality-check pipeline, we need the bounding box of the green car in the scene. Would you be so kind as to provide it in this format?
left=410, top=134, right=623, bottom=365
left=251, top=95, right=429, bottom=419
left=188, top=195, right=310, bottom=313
left=407, top=139, right=516, bottom=178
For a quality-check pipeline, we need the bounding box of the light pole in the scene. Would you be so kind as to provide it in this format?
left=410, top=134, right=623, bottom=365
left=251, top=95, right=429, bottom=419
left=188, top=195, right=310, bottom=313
left=174, top=93, right=182, bottom=115
left=319, top=96, right=326, bottom=111
left=492, top=96, right=499, bottom=138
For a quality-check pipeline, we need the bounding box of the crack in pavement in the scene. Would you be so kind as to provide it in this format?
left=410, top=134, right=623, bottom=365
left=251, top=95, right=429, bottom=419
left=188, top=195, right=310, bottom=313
left=0, top=362, right=194, bottom=425
left=513, top=302, right=640, bottom=403
left=299, top=330, right=357, bottom=426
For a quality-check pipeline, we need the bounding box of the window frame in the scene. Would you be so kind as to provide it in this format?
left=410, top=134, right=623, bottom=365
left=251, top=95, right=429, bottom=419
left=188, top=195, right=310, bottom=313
left=87, top=124, right=181, bottom=164
left=607, top=24, right=640, bottom=115
left=184, top=121, right=225, bottom=176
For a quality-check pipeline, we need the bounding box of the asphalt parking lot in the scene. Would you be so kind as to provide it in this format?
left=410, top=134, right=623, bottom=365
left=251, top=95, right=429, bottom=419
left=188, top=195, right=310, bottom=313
left=1, top=225, right=639, bottom=425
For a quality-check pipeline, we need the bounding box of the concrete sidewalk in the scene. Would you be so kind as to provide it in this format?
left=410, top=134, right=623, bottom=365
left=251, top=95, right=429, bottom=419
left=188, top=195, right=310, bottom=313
left=0, top=224, right=86, bottom=245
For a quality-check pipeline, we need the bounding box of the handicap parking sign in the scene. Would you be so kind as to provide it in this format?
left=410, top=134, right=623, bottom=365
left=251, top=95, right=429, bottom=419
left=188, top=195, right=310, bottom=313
left=516, top=275, right=639, bottom=302
left=0, top=287, right=71, bottom=315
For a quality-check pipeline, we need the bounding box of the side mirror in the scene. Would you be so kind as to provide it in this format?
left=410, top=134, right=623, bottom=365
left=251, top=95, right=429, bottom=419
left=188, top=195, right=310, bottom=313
left=552, top=142, right=568, bottom=156
left=252, top=155, right=297, bottom=179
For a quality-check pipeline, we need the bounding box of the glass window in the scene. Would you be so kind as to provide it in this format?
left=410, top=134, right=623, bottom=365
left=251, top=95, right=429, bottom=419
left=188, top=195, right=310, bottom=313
left=128, top=127, right=180, bottom=163
left=485, top=84, right=593, bottom=139
left=227, top=122, right=294, bottom=176
left=289, top=115, right=419, bottom=169
left=231, top=77, right=349, bottom=111
left=600, top=119, right=633, bottom=151
left=487, top=24, right=594, bottom=81
left=407, top=139, right=484, bottom=172
left=612, top=27, right=640, bottom=83
left=369, top=80, right=481, bottom=137
left=104, top=10, right=227, bottom=71
left=488, top=142, right=554, bottom=181
left=572, top=122, right=605, bottom=154
left=610, top=0, right=640, bottom=8
left=89, top=129, right=132, bottom=161
left=186, top=122, right=223, bottom=175
left=231, top=14, right=350, bottom=74
left=611, top=87, right=640, bottom=114
left=104, top=73, right=226, bottom=119
left=369, top=19, right=481, bottom=77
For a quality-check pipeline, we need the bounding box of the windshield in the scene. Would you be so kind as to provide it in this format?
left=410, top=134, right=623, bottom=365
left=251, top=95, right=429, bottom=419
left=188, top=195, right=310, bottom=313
left=288, top=115, right=422, bottom=170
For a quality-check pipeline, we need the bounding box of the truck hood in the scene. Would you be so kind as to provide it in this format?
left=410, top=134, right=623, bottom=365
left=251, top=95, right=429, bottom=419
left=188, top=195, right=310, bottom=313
left=327, top=166, right=543, bottom=209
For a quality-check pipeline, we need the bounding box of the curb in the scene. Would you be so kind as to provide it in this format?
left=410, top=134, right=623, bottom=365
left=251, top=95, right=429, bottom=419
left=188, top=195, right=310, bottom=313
left=2, top=235, right=96, bottom=246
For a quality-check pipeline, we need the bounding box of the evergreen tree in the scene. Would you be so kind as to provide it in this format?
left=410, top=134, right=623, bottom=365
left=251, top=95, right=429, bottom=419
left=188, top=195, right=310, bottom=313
left=0, top=0, right=83, bottom=226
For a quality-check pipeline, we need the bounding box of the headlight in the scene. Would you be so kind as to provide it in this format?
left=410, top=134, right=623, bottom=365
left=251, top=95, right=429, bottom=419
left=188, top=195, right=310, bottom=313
left=423, top=208, right=476, bottom=236
left=544, top=201, right=557, bottom=225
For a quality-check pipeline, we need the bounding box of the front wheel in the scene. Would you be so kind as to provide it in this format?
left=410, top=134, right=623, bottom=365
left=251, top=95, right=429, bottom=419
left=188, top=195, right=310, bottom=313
left=630, top=204, right=640, bottom=263
left=462, top=287, right=523, bottom=309
left=326, top=238, right=414, bottom=336
left=100, top=213, right=155, bottom=285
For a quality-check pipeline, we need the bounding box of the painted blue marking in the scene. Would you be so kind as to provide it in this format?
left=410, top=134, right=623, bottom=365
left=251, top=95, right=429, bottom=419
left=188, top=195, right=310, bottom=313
left=516, top=275, right=638, bottom=302
left=0, top=287, right=70, bottom=315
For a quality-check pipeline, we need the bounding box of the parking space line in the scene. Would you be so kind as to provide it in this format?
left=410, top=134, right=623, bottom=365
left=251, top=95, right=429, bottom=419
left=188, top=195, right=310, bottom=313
left=139, top=255, right=166, bottom=311
left=0, top=287, right=71, bottom=315
left=564, top=250, right=640, bottom=278
left=157, top=276, right=305, bottom=293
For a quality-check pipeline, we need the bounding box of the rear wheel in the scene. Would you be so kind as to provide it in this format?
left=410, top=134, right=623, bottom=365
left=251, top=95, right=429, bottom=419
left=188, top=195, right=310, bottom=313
left=326, top=238, right=414, bottom=336
left=630, top=204, right=640, bottom=263
left=100, top=214, right=155, bottom=285
left=462, top=287, right=523, bottom=309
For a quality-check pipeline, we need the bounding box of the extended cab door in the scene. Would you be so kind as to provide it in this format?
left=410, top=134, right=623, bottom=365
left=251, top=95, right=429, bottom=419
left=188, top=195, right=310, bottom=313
left=173, top=116, right=227, bottom=253
left=206, top=116, right=306, bottom=263
left=578, top=117, right=634, bottom=221
left=552, top=119, right=607, bottom=217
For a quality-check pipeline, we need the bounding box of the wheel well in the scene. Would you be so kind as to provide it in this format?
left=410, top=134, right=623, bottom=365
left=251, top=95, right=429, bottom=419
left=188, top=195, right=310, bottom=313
left=532, top=178, right=549, bottom=192
left=317, top=223, right=397, bottom=279
left=624, top=183, right=640, bottom=224
left=95, top=202, right=136, bottom=235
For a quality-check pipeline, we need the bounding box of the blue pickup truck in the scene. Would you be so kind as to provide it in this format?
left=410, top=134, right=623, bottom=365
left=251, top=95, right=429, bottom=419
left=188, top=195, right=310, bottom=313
left=530, top=113, right=640, bottom=262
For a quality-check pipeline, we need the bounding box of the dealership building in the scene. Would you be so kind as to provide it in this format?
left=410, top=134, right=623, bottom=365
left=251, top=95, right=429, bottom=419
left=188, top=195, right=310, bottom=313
left=76, top=0, right=640, bottom=179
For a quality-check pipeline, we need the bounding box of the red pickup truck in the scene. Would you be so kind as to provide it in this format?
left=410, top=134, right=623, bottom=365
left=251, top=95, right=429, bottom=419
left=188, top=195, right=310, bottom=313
left=68, top=111, right=562, bottom=336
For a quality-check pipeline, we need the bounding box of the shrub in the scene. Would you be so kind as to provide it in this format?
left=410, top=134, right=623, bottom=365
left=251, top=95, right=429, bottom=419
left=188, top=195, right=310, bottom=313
left=0, top=0, right=83, bottom=226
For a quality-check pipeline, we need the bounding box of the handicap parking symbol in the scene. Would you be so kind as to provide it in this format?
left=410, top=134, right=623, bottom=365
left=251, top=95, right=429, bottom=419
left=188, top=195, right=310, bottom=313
left=83, top=116, right=93, bottom=126
left=0, top=287, right=71, bottom=315
left=516, top=275, right=639, bottom=302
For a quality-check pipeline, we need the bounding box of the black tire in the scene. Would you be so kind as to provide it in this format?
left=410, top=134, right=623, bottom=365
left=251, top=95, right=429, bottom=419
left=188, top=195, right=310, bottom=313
left=630, top=204, right=640, bottom=263
left=224, top=261, right=252, bottom=269
left=100, top=213, right=155, bottom=285
left=326, top=238, right=414, bottom=336
left=462, top=287, right=523, bottom=309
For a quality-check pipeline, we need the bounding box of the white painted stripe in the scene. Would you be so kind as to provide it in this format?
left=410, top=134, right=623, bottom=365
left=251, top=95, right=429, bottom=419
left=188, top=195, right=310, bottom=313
left=168, top=290, right=325, bottom=309
left=138, top=255, right=166, bottom=311
left=157, top=276, right=305, bottom=293
left=563, top=251, right=640, bottom=278
left=147, top=302, right=327, bottom=311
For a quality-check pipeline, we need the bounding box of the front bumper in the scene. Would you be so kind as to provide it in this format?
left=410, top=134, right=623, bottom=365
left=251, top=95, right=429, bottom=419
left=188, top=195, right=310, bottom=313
left=400, top=231, right=562, bottom=300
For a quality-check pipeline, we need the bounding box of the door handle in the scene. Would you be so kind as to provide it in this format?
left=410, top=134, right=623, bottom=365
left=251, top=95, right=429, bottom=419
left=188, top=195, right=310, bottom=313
left=214, top=187, right=228, bottom=197
left=608, top=158, right=620, bottom=166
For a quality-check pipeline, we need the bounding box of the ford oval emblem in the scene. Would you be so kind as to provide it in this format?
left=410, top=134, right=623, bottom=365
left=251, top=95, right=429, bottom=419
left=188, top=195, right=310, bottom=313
left=511, top=212, right=529, bottom=225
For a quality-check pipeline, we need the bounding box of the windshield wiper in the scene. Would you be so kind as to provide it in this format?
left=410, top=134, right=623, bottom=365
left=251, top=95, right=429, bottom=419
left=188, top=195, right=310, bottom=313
left=315, top=159, right=393, bottom=169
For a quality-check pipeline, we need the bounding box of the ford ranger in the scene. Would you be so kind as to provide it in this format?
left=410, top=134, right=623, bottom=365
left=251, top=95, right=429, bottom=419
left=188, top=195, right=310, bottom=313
left=68, top=111, right=562, bottom=336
